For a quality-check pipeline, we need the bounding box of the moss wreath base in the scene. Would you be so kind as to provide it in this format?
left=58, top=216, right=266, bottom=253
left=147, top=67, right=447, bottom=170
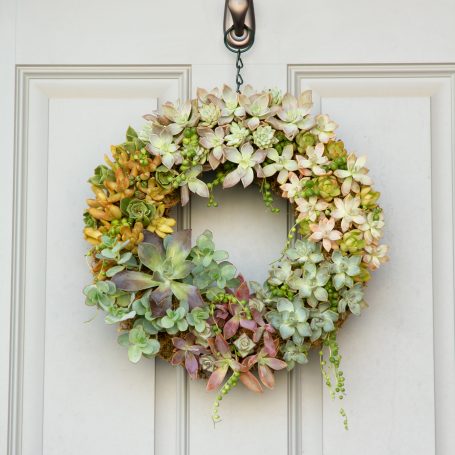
left=83, top=85, right=388, bottom=425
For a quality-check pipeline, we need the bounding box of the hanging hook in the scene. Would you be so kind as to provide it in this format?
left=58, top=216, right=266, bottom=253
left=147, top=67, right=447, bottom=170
left=223, top=0, right=255, bottom=52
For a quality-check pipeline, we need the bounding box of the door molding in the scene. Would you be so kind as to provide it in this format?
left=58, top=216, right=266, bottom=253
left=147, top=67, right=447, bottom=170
left=8, top=65, right=191, bottom=455
left=288, top=63, right=455, bottom=455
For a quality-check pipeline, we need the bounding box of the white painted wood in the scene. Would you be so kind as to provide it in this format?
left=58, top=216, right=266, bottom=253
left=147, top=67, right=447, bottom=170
left=290, top=66, right=455, bottom=455
left=7, top=67, right=189, bottom=455
left=2, top=2, right=455, bottom=455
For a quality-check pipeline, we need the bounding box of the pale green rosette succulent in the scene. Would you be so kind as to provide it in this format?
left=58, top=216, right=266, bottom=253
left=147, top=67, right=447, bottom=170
left=252, top=124, right=277, bottom=150
left=282, top=340, right=309, bottom=370
left=340, top=229, right=365, bottom=254
left=285, top=238, right=324, bottom=266
left=118, top=325, right=160, bottom=363
left=288, top=262, right=330, bottom=307
left=330, top=251, right=361, bottom=290
left=267, top=297, right=311, bottom=342
left=338, top=284, right=364, bottom=315
left=233, top=333, right=256, bottom=357
left=186, top=307, right=210, bottom=333
left=199, top=102, right=221, bottom=128
left=160, top=307, right=188, bottom=335
left=120, top=198, right=156, bottom=226
left=225, top=122, right=250, bottom=147
left=309, top=306, right=338, bottom=341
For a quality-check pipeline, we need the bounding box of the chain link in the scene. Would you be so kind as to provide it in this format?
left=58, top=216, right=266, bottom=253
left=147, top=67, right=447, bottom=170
left=235, top=49, right=244, bottom=93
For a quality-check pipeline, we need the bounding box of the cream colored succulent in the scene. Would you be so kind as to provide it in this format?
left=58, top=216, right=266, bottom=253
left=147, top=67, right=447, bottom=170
left=331, top=195, right=366, bottom=232
left=161, top=99, right=199, bottom=135
left=252, top=124, right=277, bottom=149
left=310, top=114, right=338, bottom=143
left=309, top=217, right=342, bottom=252
left=198, top=126, right=226, bottom=169
left=225, top=122, right=250, bottom=147
left=268, top=91, right=314, bottom=140
left=147, top=128, right=180, bottom=169
left=239, top=92, right=274, bottom=130
left=297, top=142, right=329, bottom=176
left=262, top=144, right=299, bottom=184
left=334, top=153, right=372, bottom=195
left=295, top=196, right=329, bottom=222
left=199, top=102, right=221, bottom=128
left=223, top=142, right=266, bottom=188
left=219, top=84, right=246, bottom=124
left=363, top=244, right=389, bottom=270
left=359, top=211, right=385, bottom=244
left=280, top=172, right=306, bottom=201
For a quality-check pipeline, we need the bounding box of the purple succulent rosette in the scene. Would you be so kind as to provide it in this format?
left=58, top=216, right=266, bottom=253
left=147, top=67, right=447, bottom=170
left=82, top=85, right=388, bottom=426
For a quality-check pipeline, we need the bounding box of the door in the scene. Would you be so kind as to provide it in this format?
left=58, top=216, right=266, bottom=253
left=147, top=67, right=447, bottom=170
left=2, top=2, right=455, bottom=455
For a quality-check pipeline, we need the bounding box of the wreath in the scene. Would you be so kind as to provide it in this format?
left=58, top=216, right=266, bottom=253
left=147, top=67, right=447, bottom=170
left=83, top=85, right=388, bottom=425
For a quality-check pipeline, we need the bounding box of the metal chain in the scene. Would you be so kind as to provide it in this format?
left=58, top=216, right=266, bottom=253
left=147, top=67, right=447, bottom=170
left=235, top=49, right=244, bottom=93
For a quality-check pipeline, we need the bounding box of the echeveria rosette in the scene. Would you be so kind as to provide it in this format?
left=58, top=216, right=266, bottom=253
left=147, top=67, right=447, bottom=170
left=262, top=145, right=299, bottom=184
left=118, top=325, right=160, bottom=363
left=223, top=142, right=266, bottom=188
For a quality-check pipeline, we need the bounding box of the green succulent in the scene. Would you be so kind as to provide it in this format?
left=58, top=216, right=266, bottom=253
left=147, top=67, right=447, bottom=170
left=189, top=230, right=238, bottom=292
left=340, top=229, right=365, bottom=254
left=330, top=251, right=362, bottom=290
left=314, top=175, right=341, bottom=201
left=122, top=126, right=146, bottom=154
left=83, top=211, right=97, bottom=228
left=191, top=230, right=229, bottom=269
left=268, top=87, right=284, bottom=105
left=267, top=297, right=311, bottom=343
left=159, top=307, right=188, bottom=334
left=267, top=260, right=293, bottom=286
left=225, top=122, right=250, bottom=147
left=309, top=306, right=338, bottom=341
left=282, top=340, right=309, bottom=370
left=120, top=198, right=156, bottom=226
left=96, top=235, right=137, bottom=277
left=295, top=131, right=316, bottom=152
left=118, top=325, right=160, bottom=363
left=199, top=103, right=221, bottom=128
left=360, top=186, right=380, bottom=209
left=297, top=219, right=311, bottom=237
left=112, top=230, right=204, bottom=308
left=131, top=290, right=162, bottom=335
left=103, top=303, right=136, bottom=325
left=233, top=333, right=256, bottom=357
left=88, top=164, right=115, bottom=187
left=252, top=125, right=277, bottom=149
left=285, top=238, right=324, bottom=265
left=288, top=262, right=330, bottom=307
left=155, top=165, right=178, bottom=190
left=338, top=284, right=364, bottom=315
left=186, top=306, right=210, bottom=332
left=83, top=280, right=117, bottom=307
left=326, top=140, right=347, bottom=160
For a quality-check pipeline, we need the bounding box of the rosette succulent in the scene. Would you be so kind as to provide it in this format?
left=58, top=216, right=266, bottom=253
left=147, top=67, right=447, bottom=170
left=262, top=144, right=299, bottom=184
left=223, top=142, right=266, bottom=188
left=338, top=284, right=364, bottom=315
left=117, top=325, right=160, bottom=363
left=267, top=297, right=311, bottom=342
left=330, top=251, right=362, bottom=290
left=288, top=262, right=330, bottom=307
left=225, top=122, right=250, bottom=147
left=252, top=124, right=277, bottom=149
left=112, top=230, right=204, bottom=309
left=120, top=198, right=156, bottom=226
left=160, top=307, right=188, bottom=334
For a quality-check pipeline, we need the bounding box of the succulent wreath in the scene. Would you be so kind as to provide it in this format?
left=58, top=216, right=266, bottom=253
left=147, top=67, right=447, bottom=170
left=83, top=85, right=388, bottom=425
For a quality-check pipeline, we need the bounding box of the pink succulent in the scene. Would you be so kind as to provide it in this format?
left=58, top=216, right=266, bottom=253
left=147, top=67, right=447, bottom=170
left=309, top=216, right=342, bottom=252
left=295, top=196, right=329, bottom=222
left=331, top=195, right=366, bottom=232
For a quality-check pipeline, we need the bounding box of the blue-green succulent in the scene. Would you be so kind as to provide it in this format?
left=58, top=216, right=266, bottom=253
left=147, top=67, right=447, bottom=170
left=117, top=325, right=160, bottom=363
left=288, top=262, right=330, bottom=307
left=338, top=284, right=364, bottom=315
left=330, top=251, right=361, bottom=290
left=159, top=307, right=188, bottom=334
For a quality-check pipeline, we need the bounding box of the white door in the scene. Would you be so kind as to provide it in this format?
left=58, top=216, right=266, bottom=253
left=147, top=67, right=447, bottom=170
left=2, top=1, right=455, bottom=455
